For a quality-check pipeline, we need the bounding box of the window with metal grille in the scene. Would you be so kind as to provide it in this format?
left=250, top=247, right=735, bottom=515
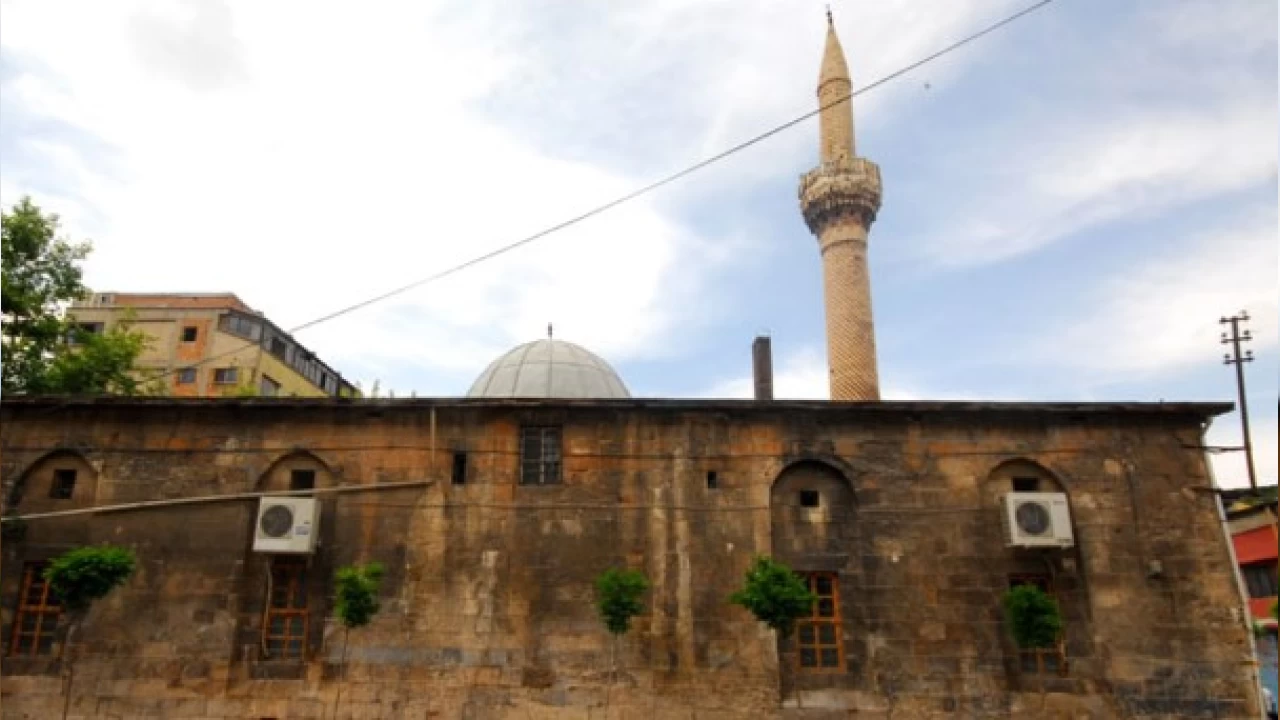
left=796, top=572, right=843, bottom=672
left=50, top=469, right=77, bottom=499
left=263, top=558, right=308, bottom=660
left=519, top=427, right=562, bottom=485
left=8, top=563, right=61, bottom=656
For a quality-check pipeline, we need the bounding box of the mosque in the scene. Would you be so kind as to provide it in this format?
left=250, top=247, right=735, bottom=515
left=0, top=17, right=1264, bottom=719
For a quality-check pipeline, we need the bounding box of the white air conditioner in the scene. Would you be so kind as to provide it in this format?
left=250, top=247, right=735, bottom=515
left=1002, top=492, right=1074, bottom=548
left=253, top=497, right=320, bottom=553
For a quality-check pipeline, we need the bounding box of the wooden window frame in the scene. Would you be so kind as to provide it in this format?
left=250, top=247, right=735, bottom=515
left=1007, top=573, right=1068, bottom=676
left=262, top=557, right=309, bottom=660
left=796, top=571, right=844, bottom=673
left=8, top=563, right=61, bottom=657
left=519, top=426, right=562, bottom=486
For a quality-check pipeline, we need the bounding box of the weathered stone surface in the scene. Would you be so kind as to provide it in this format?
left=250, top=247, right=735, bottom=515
left=0, top=396, right=1262, bottom=718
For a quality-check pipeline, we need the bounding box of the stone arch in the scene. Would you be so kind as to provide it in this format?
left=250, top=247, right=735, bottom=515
left=982, top=458, right=1092, bottom=683
left=770, top=459, right=856, bottom=569
left=6, top=450, right=99, bottom=511
left=985, top=458, right=1068, bottom=499
left=254, top=450, right=335, bottom=494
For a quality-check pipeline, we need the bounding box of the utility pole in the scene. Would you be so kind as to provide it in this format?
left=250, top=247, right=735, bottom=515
left=1220, top=311, right=1257, bottom=491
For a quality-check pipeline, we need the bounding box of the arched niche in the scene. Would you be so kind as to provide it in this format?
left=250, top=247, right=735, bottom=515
left=983, top=458, right=1091, bottom=682
left=984, top=458, right=1067, bottom=504
left=7, top=450, right=98, bottom=512
left=255, top=451, right=334, bottom=494
left=770, top=459, right=856, bottom=568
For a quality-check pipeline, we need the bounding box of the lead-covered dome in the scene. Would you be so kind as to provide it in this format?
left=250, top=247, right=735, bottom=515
left=467, top=339, right=630, bottom=399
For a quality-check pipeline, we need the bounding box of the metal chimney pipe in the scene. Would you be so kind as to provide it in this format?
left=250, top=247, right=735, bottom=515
left=752, top=336, right=774, bottom=401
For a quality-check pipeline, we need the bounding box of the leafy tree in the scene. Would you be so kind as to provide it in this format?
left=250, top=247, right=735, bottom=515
left=43, top=545, right=137, bottom=720
left=1, top=197, right=150, bottom=394
left=595, top=567, right=649, bottom=635
left=729, top=556, right=816, bottom=638
left=2, top=197, right=90, bottom=392
left=594, top=567, right=648, bottom=684
left=331, top=562, right=384, bottom=720
left=1001, top=584, right=1063, bottom=649
left=45, top=320, right=154, bottom=395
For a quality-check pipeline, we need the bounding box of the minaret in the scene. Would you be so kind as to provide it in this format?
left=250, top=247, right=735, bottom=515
left=799, top=12, right=883, bottom=401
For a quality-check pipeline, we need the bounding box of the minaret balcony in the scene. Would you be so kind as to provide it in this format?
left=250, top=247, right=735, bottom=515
left=799, top=157, right=883, bottom=232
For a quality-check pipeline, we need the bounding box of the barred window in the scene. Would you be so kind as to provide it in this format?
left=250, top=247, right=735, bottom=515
left=520, top=427, right=562, bottom=485
left=796, top=572, right=843, bottom=672
left=263, top=558, right=308, bottom=660
left=8, top=563, right=61, bottom=657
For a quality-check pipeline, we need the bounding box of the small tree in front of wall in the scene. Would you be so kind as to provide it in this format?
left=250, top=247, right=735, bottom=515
left=730, top=556, right=817, bottom=708
left=331, top=562, right=384, bottom=720
left=1001, top=584, right=1064, bottom=651
left=594, top=568, right=649, bottom=682
left=729, top=556, right=816, bottom=639
left=44, top=545, right=137, bottom=720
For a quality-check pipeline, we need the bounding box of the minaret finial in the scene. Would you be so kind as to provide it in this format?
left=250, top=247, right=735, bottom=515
left=547, top=322, right=553, bottom=340
left=826, top=5, right=833, bottom=25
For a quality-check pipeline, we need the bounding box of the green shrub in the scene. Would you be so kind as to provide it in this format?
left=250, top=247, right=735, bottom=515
left=729, top=556, right=816, bottom=638
left=595, top=568, right=649, bottom=635
left=335, top=562, right=384, bottom=629
left=1001, top=585, right=1063, bottom=649
left=44, top=545, right=136, bottom=612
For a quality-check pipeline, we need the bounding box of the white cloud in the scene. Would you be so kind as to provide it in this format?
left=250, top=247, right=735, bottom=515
left=1030, top=210, right=1277, bottom=379
left=0, top=0, right=1027, bottom=391
left=1207, top=415, right=1278, bottom=490
left=908, top=0, right=1277, bottom=270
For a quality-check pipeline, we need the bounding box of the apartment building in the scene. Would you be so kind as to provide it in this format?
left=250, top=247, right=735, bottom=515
left=68, top=293, right=356, bottom=397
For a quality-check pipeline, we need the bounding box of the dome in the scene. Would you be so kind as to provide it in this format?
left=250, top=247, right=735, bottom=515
left=467, top=339, right=630, bottom=399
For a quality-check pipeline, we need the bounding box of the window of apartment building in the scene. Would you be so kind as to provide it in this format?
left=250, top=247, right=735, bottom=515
left=1243, top=562, right=1279, bottom=598
left=268, top=336, right=289, bottom=360
left=177, top=368, right=197, bottom=384
left=1007, top=574, right=1067, bottom=675
left=49, top=469, right=77, bottom=500
left=796, top=572, right=843, bottom=672
left=263, top=557, right=309, bottom=660
left=219, top=314, right=262, bottom=341
left=67, top=322, right=104, bottom=344
left=259, top=375, right=281, bottom=397
left=706, top=471, right=719, bottom=490
left=213, top=368, right=238, bottom=384
left=181, top=326, right=198, bottom=342
left=519, top=426, right=562, bottom=485
left=289, top=470, right=315, bottom=492
left=8, top=563, right=61, bottom=657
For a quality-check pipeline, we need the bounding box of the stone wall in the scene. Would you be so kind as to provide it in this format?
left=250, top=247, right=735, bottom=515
left=0, top=398, right=1262, bottom=718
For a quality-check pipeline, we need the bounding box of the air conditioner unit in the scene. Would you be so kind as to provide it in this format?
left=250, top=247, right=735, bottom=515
left=1002, top=492, right=1074, bottom=548
left=253, top=497, right=320, bottom=553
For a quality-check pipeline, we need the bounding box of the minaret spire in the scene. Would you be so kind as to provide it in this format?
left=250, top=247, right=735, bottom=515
left=799, top=12, right=884, bottom=401
left=818, top=11, right=855, bottom=164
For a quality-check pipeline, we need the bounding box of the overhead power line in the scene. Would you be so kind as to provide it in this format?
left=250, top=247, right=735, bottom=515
left=117, top=0, right=1060, bottom=389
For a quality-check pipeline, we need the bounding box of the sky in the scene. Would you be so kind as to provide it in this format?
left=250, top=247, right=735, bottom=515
left=0, top=0, right=1275, bottom=489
